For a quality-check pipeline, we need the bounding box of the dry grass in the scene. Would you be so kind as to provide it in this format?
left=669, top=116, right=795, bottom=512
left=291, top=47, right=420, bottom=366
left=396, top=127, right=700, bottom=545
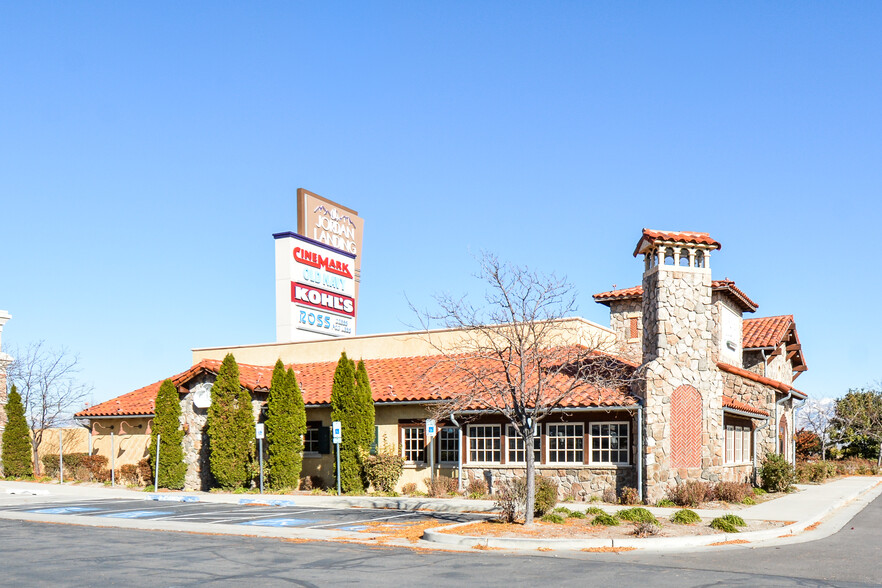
left=709, top=539, right=750, bottom=546
left=581, top=546, right=637, bottom=553
left=804, top=521, right=821, bottom=532
left=471, top=543, right=501, bottom=550
left=358, top=520, right=444, bottom=543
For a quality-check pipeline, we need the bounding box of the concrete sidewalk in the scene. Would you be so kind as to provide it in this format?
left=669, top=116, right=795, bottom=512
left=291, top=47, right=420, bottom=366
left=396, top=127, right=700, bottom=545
left=1, top=477, right=880, bottom=552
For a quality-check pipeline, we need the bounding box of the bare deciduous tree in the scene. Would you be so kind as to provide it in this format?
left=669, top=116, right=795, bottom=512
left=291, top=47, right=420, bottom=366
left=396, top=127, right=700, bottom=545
left=797, top=398, right=841, bottom=461
left=6, top=341, right=92, bottom=474
left=413, top=253, right=634, bottom=524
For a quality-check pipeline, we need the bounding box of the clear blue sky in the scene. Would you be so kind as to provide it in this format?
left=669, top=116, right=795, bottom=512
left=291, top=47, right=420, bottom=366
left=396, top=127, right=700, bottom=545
left=2, top=2, right=880, bottom=407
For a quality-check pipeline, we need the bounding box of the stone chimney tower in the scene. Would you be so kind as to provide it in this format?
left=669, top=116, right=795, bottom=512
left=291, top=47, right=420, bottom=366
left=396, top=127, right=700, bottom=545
left=632, top=230, right=726, bottom=501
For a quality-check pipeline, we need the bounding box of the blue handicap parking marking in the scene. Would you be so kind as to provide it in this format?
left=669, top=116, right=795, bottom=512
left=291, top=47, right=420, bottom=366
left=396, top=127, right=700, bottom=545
left=30, top=506, right=101, bottom=515
left=99, top=510, right=174, bottom=519
left=339, top=525, right=368, bottom=531
left=239, top=518, right=310, bottom=527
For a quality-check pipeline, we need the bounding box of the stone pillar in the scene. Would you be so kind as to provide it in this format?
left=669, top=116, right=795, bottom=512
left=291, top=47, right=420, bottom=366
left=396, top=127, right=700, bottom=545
left=640, top=259, right=724, bottom=502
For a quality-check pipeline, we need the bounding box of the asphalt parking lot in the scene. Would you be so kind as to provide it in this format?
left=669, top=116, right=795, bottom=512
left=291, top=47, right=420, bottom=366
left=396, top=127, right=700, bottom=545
left=0, top=497, right=488, bottom=530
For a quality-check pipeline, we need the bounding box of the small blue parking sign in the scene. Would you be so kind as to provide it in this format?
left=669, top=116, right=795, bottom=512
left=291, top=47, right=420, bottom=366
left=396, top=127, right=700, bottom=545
left=425, top=419, right=436, bottom=438
left=332, top=420, right=342, bottom=444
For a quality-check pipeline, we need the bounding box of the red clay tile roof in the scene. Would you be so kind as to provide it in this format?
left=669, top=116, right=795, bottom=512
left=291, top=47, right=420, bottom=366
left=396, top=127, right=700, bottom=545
left=77, top=352, right=639, bottom=418
left=76, top=361, right=277, bottom=417
left=723, top=395, right=770, bottom=417
left=593, top=281, right=758, bottom=312
left=717, top=362, right=807, bottom=399
left=742, top=315, right=806, bottom=375
left=743, top=315, right=793, bottom=348
left=633, top=229, right=721, bottom=257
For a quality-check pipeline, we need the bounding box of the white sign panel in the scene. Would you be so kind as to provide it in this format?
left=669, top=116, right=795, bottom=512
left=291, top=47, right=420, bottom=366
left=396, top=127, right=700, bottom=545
left=255, top=424, right=265, bottom=440
left=425, top=419, right=437, bottom=439
left=274, top=232, right=357, bottom=342
left=332, top=421, right=342, bottom=444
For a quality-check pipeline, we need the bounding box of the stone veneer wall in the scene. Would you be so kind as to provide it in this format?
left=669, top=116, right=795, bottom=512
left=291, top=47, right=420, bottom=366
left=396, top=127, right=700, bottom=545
left=462, top=466, right=637, bottom=501
left=180, top=374, right=264, bottom=491
left=721, top=370, right=789, bottom=462
left=608, top=299, right=643, bottom=363
left=641, top=265, right=725, bottom=502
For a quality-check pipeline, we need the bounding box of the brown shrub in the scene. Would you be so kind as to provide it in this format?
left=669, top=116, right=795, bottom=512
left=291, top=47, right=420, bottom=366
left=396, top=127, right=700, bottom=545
left=138, top=458, right=153, bottom=485
left=119, top=464, right=140, bottom=485
left=619, top=486, right=640, bottom=505
left=466, top=478, right=488, bottom=497
left=426, top=475, right=459, bottom=497
left=712, top=481, right=752, bottom=503
left=667, top=480, right=713, bottom=507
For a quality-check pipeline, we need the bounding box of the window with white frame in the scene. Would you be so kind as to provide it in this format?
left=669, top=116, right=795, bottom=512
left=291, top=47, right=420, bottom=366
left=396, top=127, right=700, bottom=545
left=438, top=426, right=459, bottom=464
left=506, top=424, right=541, bottom=463
left=547, top=423, right=584, bottom=463
left=725, top=421, right=752, bottom=464
left=401, top=426, right=426, bottom=463
left=590, top=422, right=629, bottom=464
left=468, top=424, right=501, bottom=463
left=303, top=425, right=320, bottom=455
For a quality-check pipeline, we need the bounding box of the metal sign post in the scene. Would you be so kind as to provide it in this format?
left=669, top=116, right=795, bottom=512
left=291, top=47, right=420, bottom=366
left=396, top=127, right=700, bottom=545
left=110, top=431, right=115, bottom=487
left=332, top=421, right=342, bottom=495
left=256, top=424, right=265, bottom=494
left=154, top=433, right=161, bottom=490
left=425, top=419, right=437, bottom=486
left=58, top=430, right=63, bottom=484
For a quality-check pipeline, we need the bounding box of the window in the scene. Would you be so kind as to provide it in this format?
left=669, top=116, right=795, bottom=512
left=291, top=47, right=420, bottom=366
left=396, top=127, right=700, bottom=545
left=303, top=425, right=320, bottom=455
left=401, top=426, right=425, bottom=463
left=679, top=248, right=690, bottom=267
left=695, top=250, right=705, bottom=268
left=726, top=422, right=752, bottom=464
left=438, top=426, right=459, bottom=464
left=590, top=423, right=629, bottom=464
left=468, top=424, right=501, bottom=463
left=629, top=317, right=639, bottom=339
left=664, top=248, right=675, bottom=265
left=506, top=425, right=541, bottom=463
left=547, top=423, right=584, bottom=463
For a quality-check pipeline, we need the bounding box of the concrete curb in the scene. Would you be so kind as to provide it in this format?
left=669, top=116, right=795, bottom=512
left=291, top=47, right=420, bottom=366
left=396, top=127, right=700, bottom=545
left=423, top=479, right=882, bottom=552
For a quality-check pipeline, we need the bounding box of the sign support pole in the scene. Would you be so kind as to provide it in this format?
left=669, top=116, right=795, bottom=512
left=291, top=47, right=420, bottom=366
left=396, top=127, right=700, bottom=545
left=110, top=432, right=115, bottom=487
left=335, top=443, right=341, bottom=495
left=259, top=437, right=264, bottom=494
left=59, top=430, right=63, bottom=484
left=332, top=420, right=342, bottom=495
left=154, top=433, right=161, bottom=489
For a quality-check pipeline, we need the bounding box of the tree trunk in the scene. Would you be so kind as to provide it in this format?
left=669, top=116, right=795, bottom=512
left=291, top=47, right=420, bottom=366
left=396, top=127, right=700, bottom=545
left=31, top=430, right=43, bottom=477
left=524, top=429, right=536, bottom=526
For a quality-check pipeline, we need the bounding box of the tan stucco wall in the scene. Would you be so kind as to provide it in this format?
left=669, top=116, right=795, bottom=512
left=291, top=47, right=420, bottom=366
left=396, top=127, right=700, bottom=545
left=192, top=318, right=616, bottom=366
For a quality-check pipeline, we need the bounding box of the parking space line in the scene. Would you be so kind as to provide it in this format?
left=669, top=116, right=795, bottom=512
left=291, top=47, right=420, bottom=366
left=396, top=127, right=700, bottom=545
left=307, top=512, right=413, bottom=529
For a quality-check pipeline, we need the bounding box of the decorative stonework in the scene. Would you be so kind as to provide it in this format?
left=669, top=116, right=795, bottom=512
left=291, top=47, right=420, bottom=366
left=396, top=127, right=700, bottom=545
left=462, top=466, right=637, bottom=501
left=670, top=385, right=702, bottom=468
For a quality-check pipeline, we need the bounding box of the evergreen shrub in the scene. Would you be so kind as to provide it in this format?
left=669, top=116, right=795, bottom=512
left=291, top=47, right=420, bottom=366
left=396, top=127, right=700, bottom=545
left=670, top=509, right=701, bottom=525
left=149, top=379, right=187, bottom=490
left=1, top=387, right=33, bottom=478
left=616, top=507, right=658, bottom=524
left=361, top=444, right=404, bottom=493
left=760, top=453, right=795, bottom=492
left=592, top=512, right=620, bottom=526
left=207, top=354, right=255, bottom=489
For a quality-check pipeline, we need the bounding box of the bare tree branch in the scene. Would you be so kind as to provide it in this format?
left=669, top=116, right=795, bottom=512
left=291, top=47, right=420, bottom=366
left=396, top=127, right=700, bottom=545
left=6, top=341, right=93, bottom=475
left=411, top=252, right=635, bottom=524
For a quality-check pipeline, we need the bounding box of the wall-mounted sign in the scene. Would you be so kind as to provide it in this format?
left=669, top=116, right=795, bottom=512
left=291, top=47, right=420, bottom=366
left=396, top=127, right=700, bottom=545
left=274, top=232, right=357, bottom=342
left=297, top=188, right=364, bottom=309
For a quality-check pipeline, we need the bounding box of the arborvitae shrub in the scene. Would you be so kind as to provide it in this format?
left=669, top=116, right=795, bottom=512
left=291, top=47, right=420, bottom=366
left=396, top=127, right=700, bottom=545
left=208, top=354, right=255, bottom=489
left=1, top=387, right=33, bottom=478
left=148, top=379, right=187, bottom=489
left=330, top=352, right=373, bottom=493
left=266, top=361, right=305, bottom=490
